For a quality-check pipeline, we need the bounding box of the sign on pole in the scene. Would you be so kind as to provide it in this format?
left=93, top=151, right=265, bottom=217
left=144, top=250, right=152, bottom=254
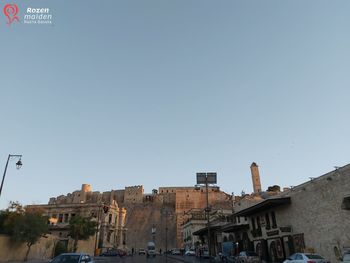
left=196, top=173, right=207, bottom=184
left=196, top=172, right=217, bottom=184
left=207, top=172, right=217, bottom=184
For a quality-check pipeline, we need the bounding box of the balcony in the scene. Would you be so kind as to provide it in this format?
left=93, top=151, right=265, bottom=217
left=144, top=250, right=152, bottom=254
left=251, top=228, right=262, bottom=238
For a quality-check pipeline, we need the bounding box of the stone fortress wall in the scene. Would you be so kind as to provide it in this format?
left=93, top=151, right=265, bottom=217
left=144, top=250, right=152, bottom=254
left=45, top=183, right=233, bottom=249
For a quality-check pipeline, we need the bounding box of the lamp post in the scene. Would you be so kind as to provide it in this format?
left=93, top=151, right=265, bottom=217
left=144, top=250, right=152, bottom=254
left=196, top=172, right=217, bottom=258
left=0, top=154, right=22, bottom=199
left=162, top=208, right=171, bottom=263
left=94, top=203, right=105, bottom=256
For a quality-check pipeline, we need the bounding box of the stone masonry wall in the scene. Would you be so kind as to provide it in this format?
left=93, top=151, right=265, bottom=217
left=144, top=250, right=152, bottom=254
left=276, top=165, right=350, bottom=263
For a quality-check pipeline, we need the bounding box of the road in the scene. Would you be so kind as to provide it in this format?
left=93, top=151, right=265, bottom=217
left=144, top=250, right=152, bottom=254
left=95, top=254, right=216, bottom=263
left=0, top=255, right=217, bottom=263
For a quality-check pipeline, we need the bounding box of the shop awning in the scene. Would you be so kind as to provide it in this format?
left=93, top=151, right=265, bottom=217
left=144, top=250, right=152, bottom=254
left=221, top=223, right=249, bottom=233
left=234, top=197, right=291, bottom=217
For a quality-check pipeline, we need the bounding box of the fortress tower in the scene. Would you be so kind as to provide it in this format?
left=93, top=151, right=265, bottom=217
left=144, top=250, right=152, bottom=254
left=250, top=162, right=262, bottom=193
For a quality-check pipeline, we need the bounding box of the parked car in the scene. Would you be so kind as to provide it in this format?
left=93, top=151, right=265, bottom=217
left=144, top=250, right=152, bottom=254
left=117, top=249, right=127, bottom=257
left=50, top=253, right=94, bottom=263
left=341, top=253, right=350, bottom=263
left=283, top=253, right=328, bottom=263
left=138, top=248, right=146, bottom=255
left=146, top=241, right=156, bottom=257
left=185, top=250, right=196, bottom=256
left=100, top=248, right=126, bottom=257
left=100, top=249, right=119, bottom=257
left=237, top=251, right=261, bottom=263
left=227, top=255, right=237, bottom=263
left=202, top=250, right=210, bottom=258
left=172, top=249, right=181, bottom=255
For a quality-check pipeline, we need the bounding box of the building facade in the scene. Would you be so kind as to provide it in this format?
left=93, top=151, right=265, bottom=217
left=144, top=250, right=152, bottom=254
left=27, top=184, right=127, bottom=253
left=233, top=164, right=350, bottom=263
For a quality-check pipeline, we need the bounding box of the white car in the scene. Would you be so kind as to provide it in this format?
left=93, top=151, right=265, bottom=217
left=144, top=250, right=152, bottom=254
left=341, top=253, right=350, bottom=263
left=185, top=250, right=196, bottom=256
left=171, top=249, right=181, bottom=255
left=283, top=253, right=328, bottom=263
left=51, top=253, right=94, bottom=263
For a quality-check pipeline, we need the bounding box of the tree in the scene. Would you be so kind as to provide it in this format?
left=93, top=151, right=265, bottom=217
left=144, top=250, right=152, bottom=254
left=0, top=201, right=25, bottom=234
left=1, top=203, right=49, bottom=261
left=10, top=210, right=49, bottom=261
left=0, top=201, right=25, bottom=235
left=1, top=202, right=49, bottom=260
left=68, top=215, right=97, bottom=252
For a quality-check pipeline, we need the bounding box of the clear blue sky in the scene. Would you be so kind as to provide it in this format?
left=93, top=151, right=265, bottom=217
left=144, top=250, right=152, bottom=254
left=1, top=0, right=349, bottom=209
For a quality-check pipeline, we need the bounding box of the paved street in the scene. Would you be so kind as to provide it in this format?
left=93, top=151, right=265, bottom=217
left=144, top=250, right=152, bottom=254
left=94, top=255, right=215, bottom=263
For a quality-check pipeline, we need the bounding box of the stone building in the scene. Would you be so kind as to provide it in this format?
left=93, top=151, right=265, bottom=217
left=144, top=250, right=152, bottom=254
left=233, top=164, right=350, bottom=263
left=124, top=185, right=144, bottom=203
left=182, top=209, right=207, bottom=251
left=27, top=184, right=127, bottom=254
left=159, top=186, right=232, bottom=248
left=185, top=162, right=349, bottom=263
left=28, top=182, right=233, bottom=253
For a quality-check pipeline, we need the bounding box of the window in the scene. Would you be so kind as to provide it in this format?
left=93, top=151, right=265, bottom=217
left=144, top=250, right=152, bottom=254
left=251, top=217, right=256, bottom=230
left=265, top=213, right=271, bottom=229
left=256, top=216, right=262, bottom=236
left=64, top=214, right=69, bottom=223
left=271, top=211, right=277, bottom=228
left=342, top=196, right=350, bottom=210
left=58, top=214, right=63, bottom=223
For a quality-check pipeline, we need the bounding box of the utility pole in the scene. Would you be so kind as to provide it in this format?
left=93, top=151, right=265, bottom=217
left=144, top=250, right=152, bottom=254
left=196, top=172, right=217, bottom=258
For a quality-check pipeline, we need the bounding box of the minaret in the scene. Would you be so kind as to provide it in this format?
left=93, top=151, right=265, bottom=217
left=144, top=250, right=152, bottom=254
left=250, top=162, right=262, bottom=193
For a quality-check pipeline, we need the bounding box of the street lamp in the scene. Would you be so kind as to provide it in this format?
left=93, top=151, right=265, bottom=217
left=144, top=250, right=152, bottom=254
left=162, top=208, right=172, bottom=263
left=94, top=203, right=105, bottom=256
left=196, top=172, right=217, bottom=258
left=0, top=154, right=23, bottom=199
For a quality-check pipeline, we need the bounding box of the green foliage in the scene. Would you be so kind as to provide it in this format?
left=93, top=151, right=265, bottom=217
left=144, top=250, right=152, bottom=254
left=8, top=201, right=25, bottom=213
left=0, top=202, right=49, bottom=261
left=0, top=201, right=25, bottom=234
left=54, top=241, right=68, bottom=257
left=68, top=215, right=97, bottom=252
left=10, top=212, right=49, bottom=247
left=0, top=211, right=10, bottom=234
